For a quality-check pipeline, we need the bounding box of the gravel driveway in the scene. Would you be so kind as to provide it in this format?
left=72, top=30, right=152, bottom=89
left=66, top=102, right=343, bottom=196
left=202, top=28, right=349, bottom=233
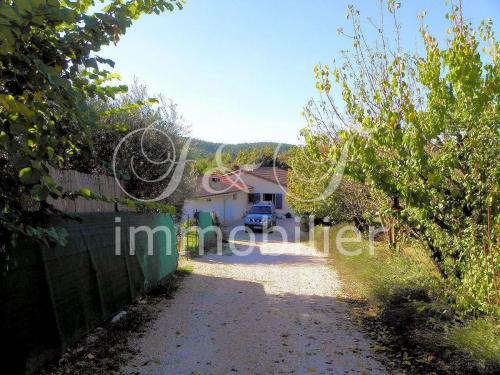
left=122, top=219, right=387, bottom=375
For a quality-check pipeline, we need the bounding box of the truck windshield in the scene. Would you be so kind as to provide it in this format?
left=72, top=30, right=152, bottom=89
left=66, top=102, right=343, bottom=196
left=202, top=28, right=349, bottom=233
left=249, top=206, right=272, bottom=214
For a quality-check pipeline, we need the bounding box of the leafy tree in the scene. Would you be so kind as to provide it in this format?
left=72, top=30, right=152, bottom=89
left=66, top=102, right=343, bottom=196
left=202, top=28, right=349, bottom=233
left=189, top=140, right=294, bottom=159
left=308, top=2, right=499, bottom=313
left=0, top=1, right=184, bottom=254
left=234, top=145, right=290, bottom=169
left=67, top=80, right=195, bottom=215
left=287, top=130, right=380, bottom=227
left=192, top=146, right=292, bottom=175
left=192, top=152, right=234, bottom=175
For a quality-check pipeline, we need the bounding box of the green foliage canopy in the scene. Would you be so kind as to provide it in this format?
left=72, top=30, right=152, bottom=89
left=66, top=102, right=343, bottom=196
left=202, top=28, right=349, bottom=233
left=305, top=3, right=499, bottom=314
left=0, top=0, right=183, bottom=248
left=68, top=80, right=195, bottom=214
left=287, top=130, right=381, bottom=226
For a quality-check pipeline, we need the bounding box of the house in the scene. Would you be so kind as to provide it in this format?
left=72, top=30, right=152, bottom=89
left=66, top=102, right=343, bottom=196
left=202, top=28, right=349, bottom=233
left=183, top=167, right=291, bottom=224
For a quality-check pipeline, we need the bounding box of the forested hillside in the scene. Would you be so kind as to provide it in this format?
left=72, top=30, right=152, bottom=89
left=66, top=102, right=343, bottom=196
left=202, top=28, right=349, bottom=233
left=188, top=139, right=295, bottom=158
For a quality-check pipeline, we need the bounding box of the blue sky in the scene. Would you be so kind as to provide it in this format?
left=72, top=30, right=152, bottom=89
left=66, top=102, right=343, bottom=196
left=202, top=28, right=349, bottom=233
left=99, top=0, right=499, bottom=144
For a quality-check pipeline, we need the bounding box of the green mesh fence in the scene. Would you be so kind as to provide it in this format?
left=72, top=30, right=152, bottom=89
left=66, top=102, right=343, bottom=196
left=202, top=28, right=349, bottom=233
left=0, top=212, right=177, bottom=374
left=197, top=211, right=218, bottom=250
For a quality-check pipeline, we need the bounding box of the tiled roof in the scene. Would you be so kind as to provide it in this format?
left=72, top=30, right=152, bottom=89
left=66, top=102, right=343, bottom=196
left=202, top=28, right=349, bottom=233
left=243, top=167, right=288, bottom=187
left=193, top=167, right=288, bottom=198
left=195, top=174, right=252, bottom=198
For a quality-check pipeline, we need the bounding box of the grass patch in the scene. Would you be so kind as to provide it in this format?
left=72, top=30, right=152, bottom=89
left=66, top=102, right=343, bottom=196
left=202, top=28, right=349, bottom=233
left=182, top=231, right=200, bottom=258
left=181, top=232, right=221, bottom=257
left=177, top=264, right=194, bottom=275
left=312, top=224, right=500, bottom=374
left=447, top=319, right=500, bottom=365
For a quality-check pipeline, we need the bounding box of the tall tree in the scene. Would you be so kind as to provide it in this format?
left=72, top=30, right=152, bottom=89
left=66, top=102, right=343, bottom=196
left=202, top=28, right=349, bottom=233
left=306, top=1, right=499, bottom=313
left=0, top=1, right=184, bottom=252
left=68, top=80, right=195, bottom=214
left=287, top=130, right=380, bottom=226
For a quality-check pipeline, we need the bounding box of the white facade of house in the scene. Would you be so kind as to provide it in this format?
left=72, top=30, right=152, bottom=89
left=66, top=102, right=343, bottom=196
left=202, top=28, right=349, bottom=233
left=183, top=190, right=249, bottom=223
left=182, top=170, right=291, bottom=224
left=237, top=173, right=291, bottom=216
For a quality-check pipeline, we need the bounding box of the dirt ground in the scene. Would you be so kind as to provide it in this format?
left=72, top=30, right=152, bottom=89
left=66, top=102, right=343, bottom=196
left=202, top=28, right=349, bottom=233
left=121, top=219, right=389, bottom=375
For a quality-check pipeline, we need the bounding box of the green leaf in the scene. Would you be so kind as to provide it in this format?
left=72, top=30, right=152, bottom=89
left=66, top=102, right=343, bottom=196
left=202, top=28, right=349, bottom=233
left=30, top=184, right=49, bottom=201
left=146, top=97, right=159, bottom=104
left=19, top=167, right=40, bottom=185
left=0, top=131, right=9, bottom=148
left=46, top=146, right=55, bottom=159
left=79, top=187, right=93, bottom=199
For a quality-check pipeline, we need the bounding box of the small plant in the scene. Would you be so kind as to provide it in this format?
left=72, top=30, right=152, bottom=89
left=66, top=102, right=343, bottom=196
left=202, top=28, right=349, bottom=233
left=177, top=265, right=194, bottom=275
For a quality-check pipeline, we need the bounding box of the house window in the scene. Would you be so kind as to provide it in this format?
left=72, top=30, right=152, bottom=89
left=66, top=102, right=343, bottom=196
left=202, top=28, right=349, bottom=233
left=233, top=193, right=237, bottom=200
left=263, top=193, right=273, bottom=202
left=248, top=193, right=261, bottom=203
left=259, top=193, right=283, bottom=209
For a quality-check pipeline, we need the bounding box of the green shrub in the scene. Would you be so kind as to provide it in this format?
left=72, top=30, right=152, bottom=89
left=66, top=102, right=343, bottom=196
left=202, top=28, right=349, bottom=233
left=302, top=2, right=499, bottom=316
left=313, top=224, right=499, bottom=371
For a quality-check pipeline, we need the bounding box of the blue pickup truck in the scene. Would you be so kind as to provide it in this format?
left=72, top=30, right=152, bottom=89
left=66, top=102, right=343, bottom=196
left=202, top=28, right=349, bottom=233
left=244, top=202, right=277, bottom=231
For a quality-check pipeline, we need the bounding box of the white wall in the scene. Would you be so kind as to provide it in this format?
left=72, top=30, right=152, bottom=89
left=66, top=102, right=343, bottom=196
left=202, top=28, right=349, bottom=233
left=238, top=173, right=292, bottom=216
left=183, top=191, right=249, bottom=224
left=182, top=173, right=293, bottom=224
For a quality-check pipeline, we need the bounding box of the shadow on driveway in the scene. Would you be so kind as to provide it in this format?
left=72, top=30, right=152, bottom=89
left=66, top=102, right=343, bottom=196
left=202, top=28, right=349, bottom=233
left=126, top=272, right=388, bottom=375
